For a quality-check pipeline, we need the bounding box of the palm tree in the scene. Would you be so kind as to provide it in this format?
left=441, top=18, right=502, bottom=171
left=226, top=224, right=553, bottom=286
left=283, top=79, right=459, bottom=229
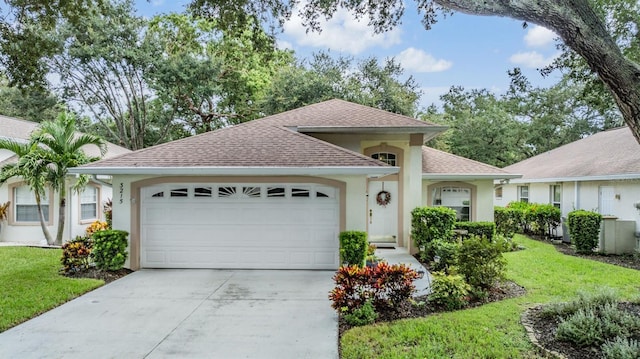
left=0, top=139, right=54, bottom=244
left=31, top=112, right=106, bottom=244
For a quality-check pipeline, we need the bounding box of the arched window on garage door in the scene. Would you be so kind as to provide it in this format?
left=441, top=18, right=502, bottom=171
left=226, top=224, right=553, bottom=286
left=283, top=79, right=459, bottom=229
left=431, top=186, right=471, bottom=221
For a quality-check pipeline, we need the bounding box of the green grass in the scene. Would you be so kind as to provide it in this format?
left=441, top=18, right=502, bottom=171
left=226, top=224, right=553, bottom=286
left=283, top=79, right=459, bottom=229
left=341, top=236, right=640, bottom=358
left=0, top=246, right=103, bottom=332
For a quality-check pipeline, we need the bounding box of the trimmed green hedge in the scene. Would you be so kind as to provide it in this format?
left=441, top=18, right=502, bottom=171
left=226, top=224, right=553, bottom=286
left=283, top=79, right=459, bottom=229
left=455, top=221, right=496, bottom=240
left=339, top=231, right=368, bottom=266
left=567, top=210, right=602, bottom=254
left=495, top=202, right=561, bottom=238
left=411, top=207, right=457, bottom=251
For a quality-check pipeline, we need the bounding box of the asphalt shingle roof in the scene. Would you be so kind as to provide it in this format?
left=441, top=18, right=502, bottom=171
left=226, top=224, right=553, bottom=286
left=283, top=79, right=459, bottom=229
left=81, top=121, right=387, bottom=168
left=0, top=115, right=130, bottom=160
left=504, top=127, right=640, bottom=179
left=81, top=99, right=443, bottom=169
left=422, top=146, right=515, bottom=176
left=258, top=99, right=440, bottom=128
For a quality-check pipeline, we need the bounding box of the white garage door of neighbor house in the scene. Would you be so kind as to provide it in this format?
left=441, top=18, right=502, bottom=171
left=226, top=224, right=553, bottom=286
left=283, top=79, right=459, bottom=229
left=140, top=183, right=340, bottom=269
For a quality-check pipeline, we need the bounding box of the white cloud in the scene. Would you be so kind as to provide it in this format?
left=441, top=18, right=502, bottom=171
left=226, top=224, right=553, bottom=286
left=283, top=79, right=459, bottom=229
left=283, top=7, right=402, bottom=55
left=276, top=40, right=293, bottom=50
left=524, top=25, right=556, bottom=47
left=151, top=0, right=164, bottom=6
left=396, top=48, right=452, bottom=73
left=509, top=51, right=557, bottom=68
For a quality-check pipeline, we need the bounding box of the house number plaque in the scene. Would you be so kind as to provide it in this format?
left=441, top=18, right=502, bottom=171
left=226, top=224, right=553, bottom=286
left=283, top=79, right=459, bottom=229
left=119, top=183, right=124, bottom=204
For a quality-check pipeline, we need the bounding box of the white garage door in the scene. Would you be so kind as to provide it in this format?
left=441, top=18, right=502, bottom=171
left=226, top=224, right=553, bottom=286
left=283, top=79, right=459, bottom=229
left=140, top=183, right=340, bottom=269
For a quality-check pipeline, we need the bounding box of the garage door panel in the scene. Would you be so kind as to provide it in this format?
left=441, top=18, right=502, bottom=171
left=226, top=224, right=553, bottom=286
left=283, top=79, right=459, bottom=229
left=141, top=183, right=340, bottom=269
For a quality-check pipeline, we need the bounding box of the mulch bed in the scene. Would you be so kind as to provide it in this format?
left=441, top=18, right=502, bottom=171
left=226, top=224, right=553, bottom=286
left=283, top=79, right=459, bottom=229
left=338, top=279, right=527, bottom=337
left=63, top=268, right=133, bottom=284
left=524, top=302, right=640, bottom=359
left=553, top=241, right=640, bottom=271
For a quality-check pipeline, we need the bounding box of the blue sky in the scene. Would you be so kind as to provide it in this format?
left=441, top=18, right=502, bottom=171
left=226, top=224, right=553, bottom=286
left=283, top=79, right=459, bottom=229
left=135, top=0, right=562, bottom=109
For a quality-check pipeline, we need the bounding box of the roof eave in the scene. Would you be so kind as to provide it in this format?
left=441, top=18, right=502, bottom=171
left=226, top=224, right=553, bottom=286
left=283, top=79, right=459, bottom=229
left=296, top=126, right=448, bottom=134
left=69, top=166, right=399, bottom=177
left=504, top=173, right=640, bottom=183
left=423, top=173, right=522, bottom=181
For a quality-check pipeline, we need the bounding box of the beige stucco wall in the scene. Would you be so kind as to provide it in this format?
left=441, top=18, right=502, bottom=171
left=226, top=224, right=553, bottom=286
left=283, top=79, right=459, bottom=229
left=497, top=179, right=640, bottom=233
left=422, top=179, right=496, bottom=222
left=0, top=177, right=112, bottom=243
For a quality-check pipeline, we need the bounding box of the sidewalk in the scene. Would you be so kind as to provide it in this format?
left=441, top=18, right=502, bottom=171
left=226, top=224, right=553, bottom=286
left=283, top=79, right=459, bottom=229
left=375, top=247, right=431, bottom=296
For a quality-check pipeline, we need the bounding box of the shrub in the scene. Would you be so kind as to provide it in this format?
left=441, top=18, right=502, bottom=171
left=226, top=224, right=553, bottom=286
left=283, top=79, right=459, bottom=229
left=494, top=233, right=520, bottom=253
left=85, top=220, right=109, bottom=237
left=342, top=299, right=378, bottom=326
left=494, top=206, right=519, bottom=238
left=339, top=231, right=368, bottom=266
left=428, top=270, right=470, bottom=311
left=329, top=262, right=421, bottom=312
left=428, top=239, right=460, bottom=272
left=454, top=221, right=496, bottom=240
left=91, top=229, right=129, bottom=271
left=505, top=201, right=530, bottom=233
left=60, top=236, right=93, bottom=273
left=411, top=206, right=457, bottom=252
left=567, top=210, right=603, bottom=253
left=556, top=304, right=640, bottom=347
left=540, top=288, right=620, bottom=319
left=528, top=203, right=561, bottom=238
left=602, top=338, right=640, bottom=359
left=556, top=307, right=605, bottom=347
left=457, top=236, right=505, bottom=291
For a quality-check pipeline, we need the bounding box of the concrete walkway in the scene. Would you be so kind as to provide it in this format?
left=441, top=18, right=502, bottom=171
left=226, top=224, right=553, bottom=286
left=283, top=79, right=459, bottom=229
left=0, top=269, right=338, bottom=359
left=376, top=247, right=432, bottom=296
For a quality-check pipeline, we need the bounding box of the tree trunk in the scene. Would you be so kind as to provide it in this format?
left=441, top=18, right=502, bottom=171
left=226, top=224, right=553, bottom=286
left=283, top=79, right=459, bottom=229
left=55, top=184, right=66, bottom=245
left=434, top=0, right=640, bottom=143
left=35, top=192, right=54, bottom=245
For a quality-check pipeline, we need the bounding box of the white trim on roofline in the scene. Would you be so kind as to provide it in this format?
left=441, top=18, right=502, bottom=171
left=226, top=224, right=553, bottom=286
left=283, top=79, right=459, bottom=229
left=296, top=126, right=449, bottom=134
left=423, top=173, right=522, bottom=181
left=69, top=166, right=400, bottom=177
left=504, top=173, right=640, bottom=184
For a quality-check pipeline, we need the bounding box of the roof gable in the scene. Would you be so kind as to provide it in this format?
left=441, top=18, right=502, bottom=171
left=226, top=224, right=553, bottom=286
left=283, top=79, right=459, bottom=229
left=504, top=127, right=640, bottom=180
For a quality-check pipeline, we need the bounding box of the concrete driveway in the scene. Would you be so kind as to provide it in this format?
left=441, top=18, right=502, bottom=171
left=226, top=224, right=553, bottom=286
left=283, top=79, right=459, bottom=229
left=0, top=269, right=338, bottom=358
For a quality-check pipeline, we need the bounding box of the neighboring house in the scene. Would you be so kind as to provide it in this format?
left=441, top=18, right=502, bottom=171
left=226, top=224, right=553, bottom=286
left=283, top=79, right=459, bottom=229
left=495, top=126, right=640, bottom=237
left=0, top=116, right=130, bottom=244
left=71, top=99, right=519, bottom=270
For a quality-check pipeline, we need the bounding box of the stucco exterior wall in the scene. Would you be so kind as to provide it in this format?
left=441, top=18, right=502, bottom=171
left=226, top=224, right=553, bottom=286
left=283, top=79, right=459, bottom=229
left=0, top=177, right=112, bottom=243
left=422, top=179, right=496, bottom=222
left=498, top=179, right=640, bottom=233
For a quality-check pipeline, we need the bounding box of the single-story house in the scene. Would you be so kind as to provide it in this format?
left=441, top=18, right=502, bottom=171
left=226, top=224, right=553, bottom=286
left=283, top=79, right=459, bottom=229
left=495, top=126, right=640, bottom=238
left=71, top=99, right=519, bottom=270
left=0, top=116, right=130, bottom=244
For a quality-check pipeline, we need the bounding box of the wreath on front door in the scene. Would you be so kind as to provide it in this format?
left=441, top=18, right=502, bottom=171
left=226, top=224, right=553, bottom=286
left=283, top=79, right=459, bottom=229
left=376, top=190, right=391, bottom=207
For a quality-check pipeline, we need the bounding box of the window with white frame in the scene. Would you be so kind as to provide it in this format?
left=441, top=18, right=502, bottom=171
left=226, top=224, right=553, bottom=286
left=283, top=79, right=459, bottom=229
left=432, top=186, right=471, bottom=221
left=550, top=184, right=562, bottom=209
left=371, top=152, right=397, bottom=166
left=14, top=185, right=49, bottom=222
left=518, top=186, right=529, bottom=203
left=80, top=186, right=99, bottom=221
left=495, top=186, right=503, bottom=200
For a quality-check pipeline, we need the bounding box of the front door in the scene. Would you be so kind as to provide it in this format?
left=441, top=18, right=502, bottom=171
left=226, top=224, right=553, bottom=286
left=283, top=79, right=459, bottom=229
left=599, top=186, right=615, bottom=216
left=367, top=180, right=398, bottom=243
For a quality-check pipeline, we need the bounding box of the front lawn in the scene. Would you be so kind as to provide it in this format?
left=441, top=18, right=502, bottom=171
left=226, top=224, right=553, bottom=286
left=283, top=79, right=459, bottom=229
left=0, top=246, right=103, bottom=332
left=341, top=236, right=640, bottom=358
